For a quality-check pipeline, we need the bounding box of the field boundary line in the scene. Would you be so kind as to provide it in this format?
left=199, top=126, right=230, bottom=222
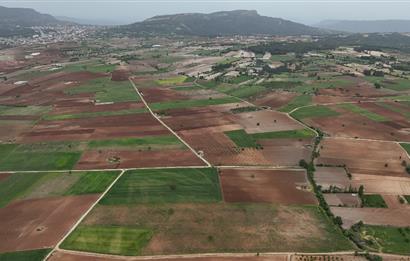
left=130, top=77, right=211, bottom=167
left=0, top=165, right=211, bottom=174
left=43, top=169, right=127, bottom=261
left=53, top=248, right=364, bottom=260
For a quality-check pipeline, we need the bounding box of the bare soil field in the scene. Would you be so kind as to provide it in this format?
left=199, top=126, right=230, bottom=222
left=317, top=82, right=394, bottom=98
left=258, top=138, right=313, bottom=166
left=382, top=195, right=408, bottom=209
left=316, top=138, right=409, bottom=177
left=324, top=194, right=361, bottom=207
left=314, top=167, right=351, bottom=191
left=20, top=114, right=169, bottom=143
left=0, top=120, right=34, bottom=142
left=49, top=101, right=145, bottom=116
left=50, top=251, right=288, bottom=261
left=177, top=89, right=227, bottom=100
left=111, top=70, right=130, bottom=81
left=331, top=207, right=410, bottom=229
left=84, top=204, right=351, bottom=254
left=75, top=149, right=204, bottom=169
left=253, top=91, right=297, bottom=109
left=312, top=95, right=367, bottom=104
left=229, top=110, right=304, bottom=134
left=0, top=194, right=99, bottom=252
left=180, top=130, right=270, bottom=166
left=305, top=107, right=410, bottom=142
left=163, top=107, right=240, bottom=132
left=219, top=168, right=317, bottom=204
left=0, top=173, right=11, bottom=182
left=140, top=88, right=189, bottom=103
left=351, top=174, right=410, bottom=195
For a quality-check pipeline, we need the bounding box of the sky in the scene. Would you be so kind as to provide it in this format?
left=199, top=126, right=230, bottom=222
left=1, top=0, right=410, bottom=25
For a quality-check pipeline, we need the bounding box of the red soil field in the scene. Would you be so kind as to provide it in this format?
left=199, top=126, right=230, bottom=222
left=19, top=114, right=169, bottom=143
left=163, top=108, right=239, bottom=132
left=305, top=106, right=410, bottom=142
left=0, top=194, right=99, bottom=252
left=49, top=251, right=288, bottom=261
left=49, top=101, right=146, bottom=116
left=331, top=207, right=410, bottom=229
left=312, top=95, right=368, bottom=105
left=111, top=70, right=130, bottom=81
left=0, top=173, right=11, bottom=182
left=258, top=138, right=313, bottom=166
left=253, top=91, right=297, bottom=109
left=180, top=130, right=270, bottom=166
left=317, top=138, right=409, bottom=177
left=317, top=82, right=394, bottom=98
left=220, top=168, right=317, bottom=204
left=75, top=149, right=205, bottom=169
left=229, top=110, right=304, bottom=134
left=140, top=87, right=189, bottom=103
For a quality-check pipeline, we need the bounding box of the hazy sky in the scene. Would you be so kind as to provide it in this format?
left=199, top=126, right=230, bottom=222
left=1, top=0, right=410, bottom=25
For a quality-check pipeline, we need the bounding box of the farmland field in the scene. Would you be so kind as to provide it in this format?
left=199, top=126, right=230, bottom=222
left=0, top=249, right=51, bottom=261
left=100, top=168, right=222, bottom=205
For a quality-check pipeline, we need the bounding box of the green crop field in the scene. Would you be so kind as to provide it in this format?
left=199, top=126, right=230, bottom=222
left=400, top=143, right=410, bottom=154
left=100, top=168, right=222, bottom=205
left=88, top=135, right=182, bottom=149
left=290, top=105, right=340, bottom=120
left=65, top=77, right=139, bottom=103
left=366, top=76, right=410, bottom=91
left=0, top=171, right=119, bottom=207
left=225, top=129, right=315, bottom=148
left=278, top=94, right=312, bottom=113
left=225, top=85, right=266, bottom=99
left=0, top=149, right=81, bottom=171
left=339, top=103, right=387, bottom=122
left=0, top=172, right=47, bottom=207
left=156, top=75, right=188, bottom=85
left=293, top=78, right=351, bottom=94
left=0, top=249, right=51, bottom=261
left=0, top=105, right=50, bottom=116
left=64, top=171, right=120, bottom=195
left=359, top=225, right=410, bottom=255
left=361, top=194, right=388, bottom=208
left=43, top=108, right=147, bottom=121
left=61, top=226, right=152, bottom=256
left=149, top=97, right=239, bottom=111
left=376, top=102, right=410, bottom=119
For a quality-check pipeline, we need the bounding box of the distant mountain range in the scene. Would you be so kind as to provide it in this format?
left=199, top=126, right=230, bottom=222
left=113, top=10, right=325, bottom=36
left=0, top=5, right=63, bottom=37
left=316, top=19, right=410, bottom=33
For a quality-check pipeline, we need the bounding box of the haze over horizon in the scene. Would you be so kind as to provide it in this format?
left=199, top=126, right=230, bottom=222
left=1, top=0, right=410, bottom=25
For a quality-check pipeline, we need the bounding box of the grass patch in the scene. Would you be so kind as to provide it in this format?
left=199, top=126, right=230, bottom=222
left=404, top=195, right=410, bottom=203
left=290, top=105, right=340, bottom=120
left=43, top=108, right=147, bottom=121
left=0, top=249, right=51, bottom=261
left=88, top=136, right=182, bottom=149
left=225, top=129, right=315, bottom=148
left=156, top=75, right=188, bottom=85
left=366, top=76, right=410, bottom=91
left=149, top=97, right=239, bottom=111
left=362, top=194, right=388, bottom=208
left=100, top=168, right=221, bottom=205
left=339, top=103, right=388, bottom=122
left=278, top=94, right=311, bottom=113
left=294, top=78, right=351, bottom=94
left=359, top=225, right=410, bottom=255
left=61, top=225, right=152, bottom=256
left=65, top=171, right=120, bottom=195
left=65, top=77, right=139, bottom=103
